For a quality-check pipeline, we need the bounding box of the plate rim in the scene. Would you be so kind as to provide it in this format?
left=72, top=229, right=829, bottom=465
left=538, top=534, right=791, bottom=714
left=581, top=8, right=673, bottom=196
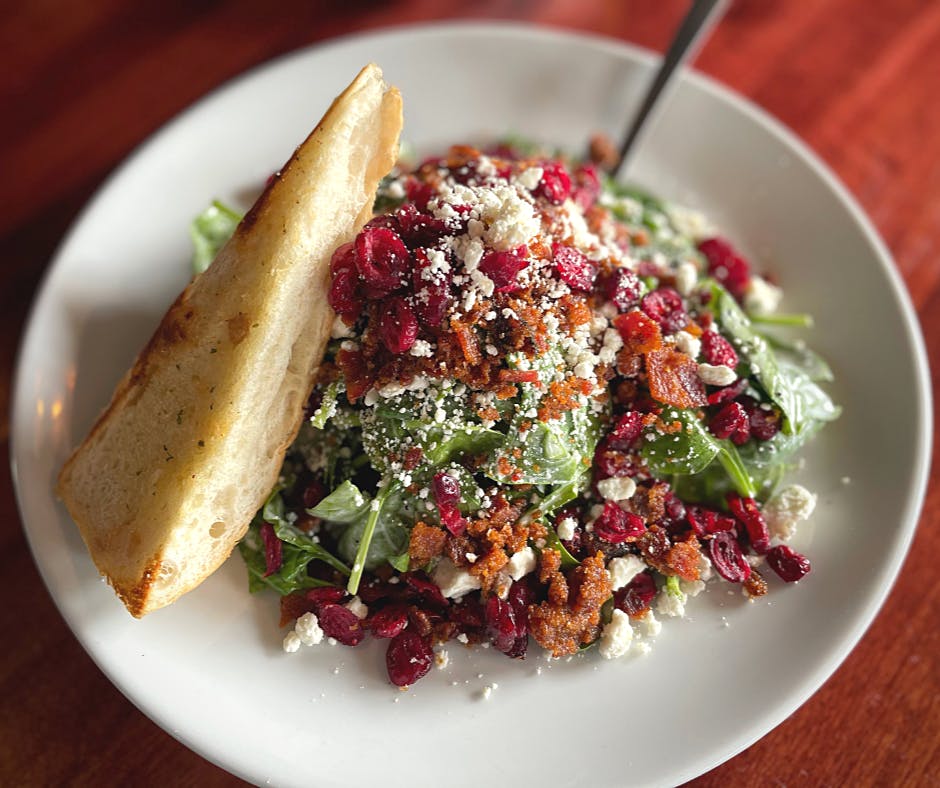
left=10, top=20, right=933, bottom=787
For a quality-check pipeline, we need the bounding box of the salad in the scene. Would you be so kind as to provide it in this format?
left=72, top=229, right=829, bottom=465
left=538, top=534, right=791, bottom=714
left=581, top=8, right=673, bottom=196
left=192, top=142, right=839, bottom=687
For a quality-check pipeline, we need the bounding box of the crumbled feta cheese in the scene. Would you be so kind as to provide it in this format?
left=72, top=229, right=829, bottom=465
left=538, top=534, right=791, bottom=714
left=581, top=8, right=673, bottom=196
left=745, top=275, right=783, bottom=315
left=599, top=609, right=634, bottom=659
left=763, top=484, right=817, bottom=541
left=295, top=612, right=324, bottom=646
left=596, top=476, right=637, bottom=502
left=516, top=166, right=543, bottom=191
left=698, top=554, right=714, bottom=582
left=655, top=588, right=687, bottom=618
left=698, top=363, right=737, bottom=386
left=675, top=330, right=701, bottom=360
left=435, top=649, right=450, bottom=670
left=506, top=546, right=537, bottom=581
left=282, top=631, right=302, bottom=653
left=456, top=632, right=469, bottom=644
left=675, top=261, right=699, bottom=296
left=410, top=339, right=434, bottom=357
left=607, top=554, right=646, bottom=591
left=432, top=558, right=482, bottom=598
left=680, top=578, right=706, bottom=597
left=345, top=596, right=368, bottom=620
left=331, top=315, right=353, bottom=339
left=556, top=516, right=577, bottom=542
left=637, top=610, right=662, bottom=639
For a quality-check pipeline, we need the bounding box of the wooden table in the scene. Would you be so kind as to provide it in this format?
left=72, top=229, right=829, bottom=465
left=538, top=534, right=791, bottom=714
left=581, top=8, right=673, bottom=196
left=2, top=1, right=937, bottom=784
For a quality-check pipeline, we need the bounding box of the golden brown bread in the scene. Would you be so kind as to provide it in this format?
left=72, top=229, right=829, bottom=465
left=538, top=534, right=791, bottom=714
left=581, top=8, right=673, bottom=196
left=56, top=64, right=403, bottom=616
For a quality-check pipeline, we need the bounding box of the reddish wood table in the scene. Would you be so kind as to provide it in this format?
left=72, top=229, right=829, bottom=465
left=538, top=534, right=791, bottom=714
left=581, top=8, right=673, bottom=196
left=2, top=1, right=937, bottom=784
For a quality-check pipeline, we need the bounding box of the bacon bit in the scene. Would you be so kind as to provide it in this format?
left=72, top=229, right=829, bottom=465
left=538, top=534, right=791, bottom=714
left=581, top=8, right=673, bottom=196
left=744, top=569, right=769, bottom=598
left=498, top=369, right=540, bottom=384
left=664, top=534, right=702, bottom=581
left=637, top=526, right=671, bottom=573
left=494, top=382, right=519, bottom=400
left=336, top=347, right=372, bottom=401
left=631, top=229, right=650, bottom=246
left=279, top=592, right=315, bottom=627
left=403, top=446, right=423, bottom=471
left=683, top=320, right=704, bottom=337
left=468, top=547, right=509, bottom=593
left=528, top=552, right=612, bottom=656
left=537, top=376, right=595, bottom=422
left=614, top=310, right=663, bottom=354
left=557, top=293, right=593, bottom=331
left=408, top=522, right=447, bottom=567
left=615, top=349, right=643, bottom=378
left=476, top=405, right=500, bottom=422
left=452, top=319, right=483, bottom=365
left=646, top=348, right=708, bottom=408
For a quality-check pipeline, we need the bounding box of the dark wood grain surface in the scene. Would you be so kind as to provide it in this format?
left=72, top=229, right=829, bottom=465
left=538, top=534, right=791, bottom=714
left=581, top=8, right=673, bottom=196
left=2, top=1, right=937, bottom=785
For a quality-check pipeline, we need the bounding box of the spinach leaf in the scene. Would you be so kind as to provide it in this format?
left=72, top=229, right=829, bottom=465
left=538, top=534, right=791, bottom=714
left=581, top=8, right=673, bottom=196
left=308, top=480, right=371, bottom=523
left=642, top=409, right=756, bottom=499
left=485, top=351, right=601, bottom=486
left=764, top=333, right=834, bottom=383
left=520, top=473, right=587, bottom=568
left=641, top=407, right=720, bottom=476
left=238, top=519, right=344, bottom=596
left=341, top=483, right=408, bottom=594
left=361, top=386, right=503, bottom=476
left=190, top=200, right=242, bottom=275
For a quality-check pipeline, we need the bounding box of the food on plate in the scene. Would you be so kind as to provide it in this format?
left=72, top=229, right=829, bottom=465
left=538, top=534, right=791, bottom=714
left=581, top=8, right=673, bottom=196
left=56, top=64, right=403, bottom=617
left=211, top=139, right=838, bottom=685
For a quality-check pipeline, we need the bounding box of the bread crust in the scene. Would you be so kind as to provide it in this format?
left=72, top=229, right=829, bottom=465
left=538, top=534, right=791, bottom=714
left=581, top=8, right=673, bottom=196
left=57, top=64, right=403, bottom=616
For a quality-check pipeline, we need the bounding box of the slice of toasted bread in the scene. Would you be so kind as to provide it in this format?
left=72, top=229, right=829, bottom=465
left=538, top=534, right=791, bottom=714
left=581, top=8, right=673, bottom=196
left=57, top=64, right=403, bottom=617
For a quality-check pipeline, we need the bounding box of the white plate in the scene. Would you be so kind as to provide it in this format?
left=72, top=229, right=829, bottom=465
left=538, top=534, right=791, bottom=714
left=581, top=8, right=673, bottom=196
left=12, top=22, right=931, bottom=788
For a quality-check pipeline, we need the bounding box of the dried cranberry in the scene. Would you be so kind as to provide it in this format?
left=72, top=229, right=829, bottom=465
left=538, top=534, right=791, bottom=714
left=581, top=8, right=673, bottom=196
left=708, top=531, right=751, bottom=583
left=686, top=506, right=736, bottom=537
left=403, top=572, right=448, bottom=608
left=602, top=268, right=641, bottom=311
left=710, top=402, right=751, bottom=445
left=356, top=580, right=401, bottom=604
left=698, top=237, right=751, bottom=300
left=433, top=472, right=467, bottom=536
left=328, top=267, right=363, bottom=321
left=378, top=296, right=419, bottom=354
left=571, top=163, right=601, bottom=211
left=552, top=243, right=597, bottom=291
left=641, top=288, right=688, bottom=334
left=406, top=178, right=436, bottom=211
left=394, top=203, right=447, bottom=247
left=727, top=493, right=771, bottom=554
left=701, top=330, right=739, bottom=368
left=613, top=571, right=657, bottom=616
left=386, top=630, right=433, bottom=686
left=593, top=438, right=643, bottom=481
left=607, top=411, right=644, bottom=451
left=535, top=161, right=571, bottom=204
left=485, top=594, right=527, bottom=657
left=706, top=378, right=748, bottom=405
left=317, top=604, right=365, bottom=646
left=594, top=501, right=646, bottom=543
left=449, top=595, right=485, bottom=631
left=259, top=522, right=282, bottom=576
left=355, top=227, right=411, bottom=297
left=301, top=478, right=326, bottom=509
left=767, top=545, right=811, bottom=582
left=368, top=605, right=410, bottom=638
left=329, top=241, right=358, bottom=275
left=662, top=491, right=687, bottom=527
left=746, top=402, right=781, bottom=441
left=304, top=586, right=347, bottom=608
left=479, top=247, right=528, bottom=291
